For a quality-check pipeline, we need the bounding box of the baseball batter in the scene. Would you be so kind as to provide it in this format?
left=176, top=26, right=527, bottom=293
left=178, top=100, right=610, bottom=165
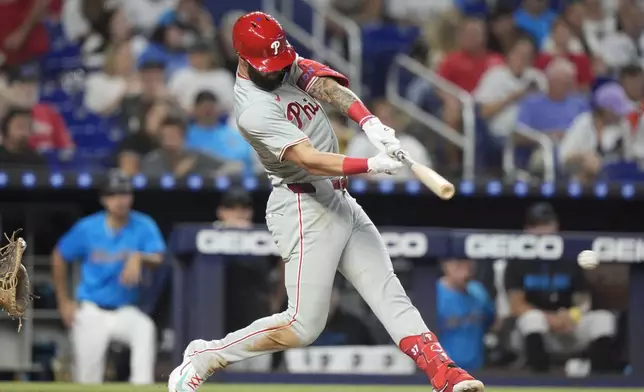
left=169, top=11, right=484, bottom=392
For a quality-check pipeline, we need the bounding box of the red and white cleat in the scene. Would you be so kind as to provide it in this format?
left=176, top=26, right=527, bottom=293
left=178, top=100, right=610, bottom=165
left=400, top=332, right=485, bottom=392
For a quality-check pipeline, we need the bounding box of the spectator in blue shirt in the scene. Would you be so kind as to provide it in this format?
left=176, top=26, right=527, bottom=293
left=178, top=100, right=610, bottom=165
left=437, top=258, right=495, bottom=372
left=514, top=0, right=558, bottom=48
left=517, top=58, right=588, bottom=141
left=186, top=91, right=255, bottom=176
left=51, top=171, right=166, bottom=385
left=138, top=21, right=189, bottom=78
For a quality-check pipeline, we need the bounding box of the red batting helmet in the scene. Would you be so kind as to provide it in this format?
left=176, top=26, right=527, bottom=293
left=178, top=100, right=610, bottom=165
left=232, top=11, right=296, bottom=73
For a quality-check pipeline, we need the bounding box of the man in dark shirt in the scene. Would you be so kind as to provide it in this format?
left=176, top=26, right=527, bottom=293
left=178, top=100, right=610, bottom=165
left=215, top=188, right=283, bottom=372
left=119, top=60, right=167, bottom=135
left=0, top=107, right=46, bottom=168
left=505, top=202, right=617, bottom=373
left=312, top=286, right=375, bottom=347
left=140, top=117, right=222, bottom=178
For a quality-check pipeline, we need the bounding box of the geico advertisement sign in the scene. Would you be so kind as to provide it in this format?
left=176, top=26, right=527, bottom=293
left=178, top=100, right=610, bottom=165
left=465, top=234, right=564, bottom=260
left=196, top=230, right=428, bottom=258
left=592, top=237, right=644, bottom=263
left=380, top=232, right=428, bottom=258
left=196, top=230, right=279, bottom=256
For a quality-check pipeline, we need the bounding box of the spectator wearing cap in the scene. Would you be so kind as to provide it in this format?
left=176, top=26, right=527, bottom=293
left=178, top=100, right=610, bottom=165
left=2, top=66, right=74, bottom=159
left=436, top=257, right=495, bottom=371
left=0, top=107, right=46, bottom=168
left=504, top=202, right=618, bottom=374
left=141, top=117, right=224, bottom=178
left=513, top=0, right=558, bottom=48
left=214, top=188, right=284, bottom=372
left=168, top=39, right=235, bottom=113
left=517, top=58, right=588, bottom=142
left=84, top=41, right=141, bottom=115
left=559, top=82, right=635, bottom=183
left=118, top=60, right=170, bottom=135
left=137, top=19, right=189, bottom=79
left=185, top=91, right=254, bottom=176
left=51, top=171, right=164, bottom=384
left=536, top=18, right=594, bottom=90
left=0, top=0, right=49, bottom=66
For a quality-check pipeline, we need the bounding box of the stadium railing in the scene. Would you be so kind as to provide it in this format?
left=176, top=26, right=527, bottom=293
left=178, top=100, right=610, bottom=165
left=387, top=54, right=557, bottom=182
left=387, top=54, right=476, bottom=180
left=503, top=123, right=556, bottom=183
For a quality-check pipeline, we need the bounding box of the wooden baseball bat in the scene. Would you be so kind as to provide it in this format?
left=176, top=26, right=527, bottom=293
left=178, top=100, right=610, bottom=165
left=395, top=151, right=455, bottom=200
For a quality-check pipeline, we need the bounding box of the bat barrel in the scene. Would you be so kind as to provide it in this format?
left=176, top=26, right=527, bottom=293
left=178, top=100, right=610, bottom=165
left=393, top=150, right=455, bottom=199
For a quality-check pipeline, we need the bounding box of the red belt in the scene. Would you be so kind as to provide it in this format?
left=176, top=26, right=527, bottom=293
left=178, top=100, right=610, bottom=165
left=286, top=178, right=348, bottom=193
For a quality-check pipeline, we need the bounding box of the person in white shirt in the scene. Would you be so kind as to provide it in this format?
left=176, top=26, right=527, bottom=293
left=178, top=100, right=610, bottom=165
left=598, top=3, right=644, bottom=71
left=581, top=0, right=618, bottom=57
left=63, top=0, right=178, bottom=39
left=384, top=0, right=453, bottom=25
left=559, top=82, right=635, bottom=183
left=84, top=41, right=141, bottom=116
left=346, top=99, right=431, bottom=182
left=167, top=40, right=235, bottom=113
left=474, top=35, right=547, bottom=139
left=62, top=3, right=147, bottom=70
left=117, top=0, right=178, bottom=35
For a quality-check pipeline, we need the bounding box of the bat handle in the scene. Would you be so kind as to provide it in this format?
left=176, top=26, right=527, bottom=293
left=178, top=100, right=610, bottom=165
left=394, top=149, right=412, bottom=165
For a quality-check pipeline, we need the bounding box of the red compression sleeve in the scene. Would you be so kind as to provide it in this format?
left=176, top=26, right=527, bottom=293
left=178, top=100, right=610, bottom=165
left=347, top=101, right=375, bottom=127
left=342, top=157, right=369, bottom=175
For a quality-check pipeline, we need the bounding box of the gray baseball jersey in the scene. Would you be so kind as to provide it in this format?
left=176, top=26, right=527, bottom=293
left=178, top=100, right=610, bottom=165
left=234, top=56, right=342, bottom=185
left=178, top=58, right=432, bottom=381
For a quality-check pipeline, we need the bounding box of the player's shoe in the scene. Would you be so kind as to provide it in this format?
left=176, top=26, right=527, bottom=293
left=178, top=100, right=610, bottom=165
left=400, top=332, right=485, bottom=392
left=168, top=339, right=219, bottom=392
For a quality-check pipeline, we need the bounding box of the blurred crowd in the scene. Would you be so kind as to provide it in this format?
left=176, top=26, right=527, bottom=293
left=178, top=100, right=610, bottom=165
left=1, top=0, right=644, bottom=183
left=0, top=0, right=255, bottom=179
left=393, top=0, right=644, bottom=181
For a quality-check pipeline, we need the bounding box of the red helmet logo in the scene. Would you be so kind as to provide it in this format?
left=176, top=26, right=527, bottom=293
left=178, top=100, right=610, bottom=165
left=232, top=11, right=297, bottom=73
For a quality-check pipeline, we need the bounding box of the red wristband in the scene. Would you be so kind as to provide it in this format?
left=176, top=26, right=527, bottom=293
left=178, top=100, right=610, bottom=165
left=347, top=101, right=375, bottom=127
left=342, top=157, right=369, bottom=175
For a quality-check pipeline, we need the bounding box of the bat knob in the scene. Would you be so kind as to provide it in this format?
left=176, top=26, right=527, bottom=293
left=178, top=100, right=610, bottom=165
left=393, top=150, right=407, bottom=161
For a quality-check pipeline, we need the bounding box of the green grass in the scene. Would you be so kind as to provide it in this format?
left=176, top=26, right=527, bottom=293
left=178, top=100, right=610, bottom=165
left=0, top=384, right=641, bottom=392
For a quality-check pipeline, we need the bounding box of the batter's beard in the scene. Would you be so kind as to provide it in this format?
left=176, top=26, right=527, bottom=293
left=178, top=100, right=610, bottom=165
left=248, top=66, right=288, bottom=91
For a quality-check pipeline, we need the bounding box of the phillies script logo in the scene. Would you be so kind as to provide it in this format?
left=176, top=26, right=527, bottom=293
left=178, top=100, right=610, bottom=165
left=287, top=98, right=321, bottom=129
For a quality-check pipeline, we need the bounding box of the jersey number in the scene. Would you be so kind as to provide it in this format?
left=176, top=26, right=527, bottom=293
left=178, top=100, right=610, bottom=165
left=271, top=41, right=281, bottom=55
